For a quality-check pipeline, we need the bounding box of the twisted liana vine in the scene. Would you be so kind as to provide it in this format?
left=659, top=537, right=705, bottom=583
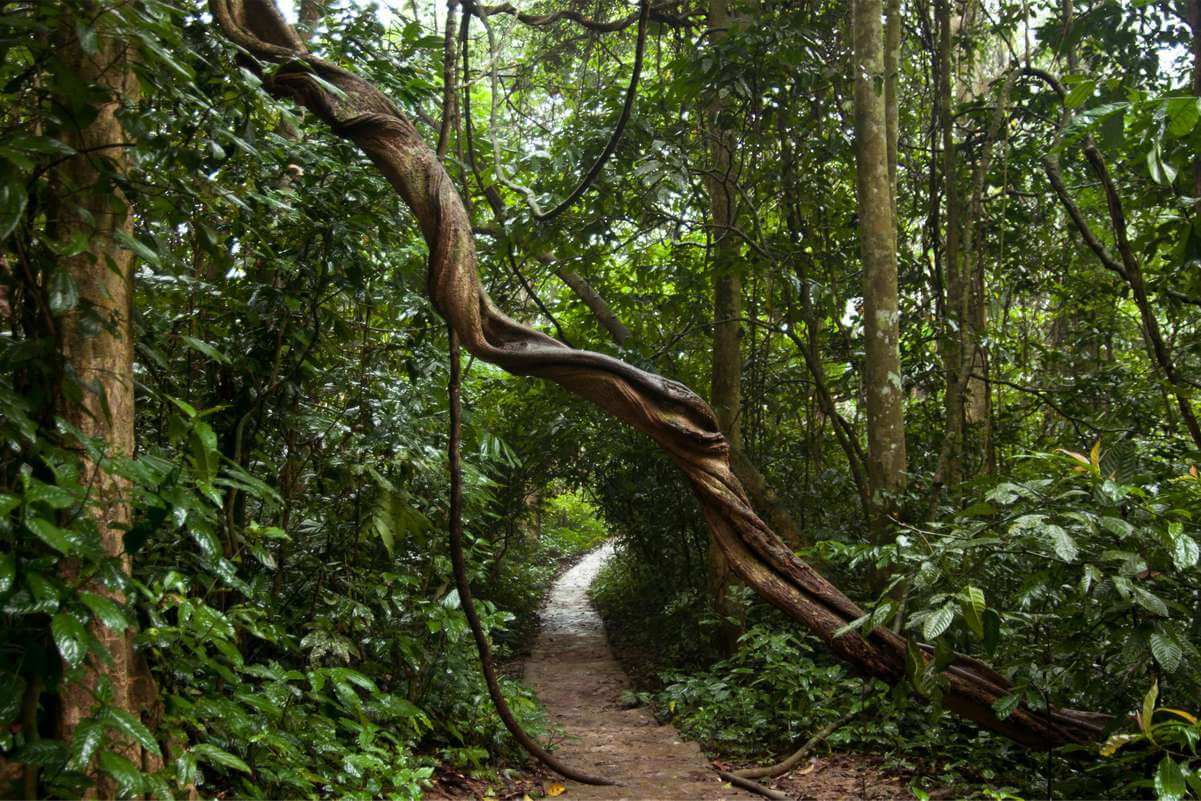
left=209, top=0, right=1112, bottom=773
left=461, top=0, right=651, bottom=223
left=446, top=324, right=613, bottom=784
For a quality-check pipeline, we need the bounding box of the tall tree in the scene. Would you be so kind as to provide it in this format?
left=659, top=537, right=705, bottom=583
left=702, top=0, right=744, bottom=650
left=1188, top=0, right=1201, bottom=197
left=851, top=0, right=908, bottom=530
left=51, top=0, right=155, bottom=777
left=932, top=0, right=966, bottom=490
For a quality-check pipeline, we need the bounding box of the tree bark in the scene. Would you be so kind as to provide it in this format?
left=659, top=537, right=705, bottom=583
left=209, top=0, right=1112, bottom=750
left=1188, top=0, right=1201, bottom=198
left=703, top=0, right=744, bottom=650
left=852, top=0, right=908, bottom=530
left=51, top=2, right=155, bottom=780
left=548, top=263, right=633, bottom=347
left=884, top=0, right=901, bottom=214
left=933, top=0, right=965, bottom=490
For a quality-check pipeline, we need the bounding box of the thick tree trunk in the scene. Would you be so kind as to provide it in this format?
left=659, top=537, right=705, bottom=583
left=210, top=0, right=1112, bottom=750
left=52, top=4, right=155, bottom=780
left=960, top=74, right=1014, bottom=471
left=852, top=0, right=908, bottom=532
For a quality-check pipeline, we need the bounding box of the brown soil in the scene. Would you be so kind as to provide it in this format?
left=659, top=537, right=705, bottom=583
left=737, top=753, right=911, bottom=799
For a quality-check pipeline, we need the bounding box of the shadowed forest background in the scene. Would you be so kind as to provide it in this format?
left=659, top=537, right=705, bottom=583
left=1, top=0, right=1201, bottom=797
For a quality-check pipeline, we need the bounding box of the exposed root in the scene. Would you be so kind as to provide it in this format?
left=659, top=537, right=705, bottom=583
left=732, top=712, right=856, bottom=781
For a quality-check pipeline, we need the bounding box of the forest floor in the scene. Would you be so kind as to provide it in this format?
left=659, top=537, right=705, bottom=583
left=429, top=543, right=910, bottom=800
left=523, top=542, right=746, bottom=800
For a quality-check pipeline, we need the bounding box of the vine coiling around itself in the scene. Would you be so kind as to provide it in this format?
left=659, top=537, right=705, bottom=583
left=209, top=0, right=1110, bottom=778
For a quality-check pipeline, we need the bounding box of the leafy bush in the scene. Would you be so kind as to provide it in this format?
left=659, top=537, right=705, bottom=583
left=654, top=625, right=867, bottom=757
left=860, top=444, right=1201, bottom=720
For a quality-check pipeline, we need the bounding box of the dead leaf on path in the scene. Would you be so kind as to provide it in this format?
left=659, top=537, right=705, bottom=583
left=797, top=758, right=817, bottom=775
left=547, top=782, right=567, bottom=796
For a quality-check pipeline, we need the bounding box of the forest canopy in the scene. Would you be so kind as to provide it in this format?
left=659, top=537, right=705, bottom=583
left=1, top=0, right=1200, bottom=797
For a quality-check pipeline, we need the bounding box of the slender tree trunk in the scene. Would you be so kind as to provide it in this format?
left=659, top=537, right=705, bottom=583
left=961, top=74, right=1014, bottom=474
left=1188, top=0, right=1201, bottom=198
left=52, top=4, right=154, bottom=780
left=933, top=0, right=965, bottom=491
left=703, top=0, right=744, bottom=651
left=550, top=264, right=633, bottom=346
left=852, top=0, right=908, bottom=535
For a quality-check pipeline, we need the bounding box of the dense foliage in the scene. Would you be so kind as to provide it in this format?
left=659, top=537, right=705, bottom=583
left=2, top=0, right=1200, bottom=798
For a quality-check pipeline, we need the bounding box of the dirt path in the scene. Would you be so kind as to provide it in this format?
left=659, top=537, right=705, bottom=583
left=524, top=543, right=748, bottom=801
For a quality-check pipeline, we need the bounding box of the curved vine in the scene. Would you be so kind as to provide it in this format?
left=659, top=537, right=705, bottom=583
left=210, top=0, right=1111, bottom=760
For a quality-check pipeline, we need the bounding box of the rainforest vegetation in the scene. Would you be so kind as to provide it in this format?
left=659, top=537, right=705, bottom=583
left=2, top=0, right=1201, bottom=797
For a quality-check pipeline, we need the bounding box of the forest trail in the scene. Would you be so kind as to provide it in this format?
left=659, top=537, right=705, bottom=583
left=525, top=543, right=748, bottom=800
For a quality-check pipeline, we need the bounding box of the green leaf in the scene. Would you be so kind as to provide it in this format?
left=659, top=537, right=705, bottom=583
left=189, top=525, right=221, bottom=561
left=962, top=585, right=985, bottom=613
left=98, top=750, right=142, bottom=798
left=1099, top=517, right=1133, bottom=538
left=0, top=553, right=14, bottom=594
left=1134, top=586, right=1169, bottom=618
left=0, top=181, right=28, bottom=243
left=68, top=719, right=106, bottom=771
left=113, top=231, right=160, bottom=267
left=101, top=707, right=161, bottom=757
left=371, top=509, right=395, bottom=557
left=1149, top=631, right=1182, bottom=673
left=75, top=21, right=99, bottom=54
left=1155, top=755, right=1186, bottom=801
left=52, top=611, right=87, bottom=668
left=905, top=638, right=930, bottom=696
left=15, top=739, right=67, bottom=768
left=1171, top=533, right=1199, bottom=570
left=191, top=743, right=251, bottom=774
left=993, top=692, right=1022, bottom=720
left=1065, top=79, right=1095, bottom=109
left=869, top=600, right=894, bottom=630
left=167, top=396, right=199, bottom=419
left=1142, top=680, right=1158, bottom=738
left=189, top=421, right=219, bottom=482
left=833, top=613, right=870, bottom=638
left=1165, top=97, right=1201, bottom=138
left=923, top=605, right=955, bottom=640
left=24, top=479, right=76, bottom=509
left=1147, top=144, right=1178, bottom=186
left=135, top=31, right=195, bottom=81
left=1045, top=524, right=1077, bottom=562
left=48, top=270, right=79, bottom=314
left=179, top=336, right=231, bottom=365
left=0, top=674, right=26, bottom=725
left=27, top=517, right=74, bottom=555
left=80, top=591, right=129, bottom=632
